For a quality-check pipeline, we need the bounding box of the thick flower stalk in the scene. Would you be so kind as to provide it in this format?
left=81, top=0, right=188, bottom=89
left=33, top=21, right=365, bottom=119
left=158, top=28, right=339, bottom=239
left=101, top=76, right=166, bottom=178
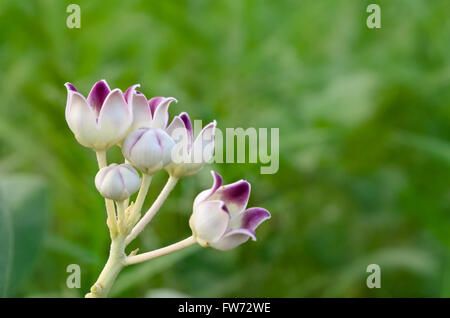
left=64, top=80, right=271, bottom=298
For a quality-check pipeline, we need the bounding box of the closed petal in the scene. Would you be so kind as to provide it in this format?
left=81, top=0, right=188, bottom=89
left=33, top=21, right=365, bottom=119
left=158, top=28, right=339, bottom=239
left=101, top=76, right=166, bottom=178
left=64, top=82, right=78, bottom=92
left=209, top=179, right=250, bottom=216
left=148, top=97, right=164, bottom=117
left=65, top=82, right=81, bottom=119
left=118, top=164, right=141, bottom=197
left=191, top=120, right=216, bottom=165
left=87, top=80, right=111, bottom=113
left=95, top=163, right=141, bottom=200
left=210, top=229, right=254, bottom=251
left=95, top=164, right=118, bottom=191
left=190, top=200, right=230, bottom=245
left=123, top=128, right=174, bottom=175
left=165, top=116, right=190, bottom=170
left=179, top=112, right=194, bottom=145
left=124, top=84, right=140, bottom=103
left=193, top=171, right=223, bottom=208
left=130, top=92, right=152, bottom=131
left=151, top=97, right=177, bottom=129
left=122, top=128, right=147, bottom=159
left=166, top=115, right=186, bottom=138
left=164, top=113, right=206, bottom=178
left=100, top=168, right=127, bottom=200
left=97, top=89, right=132, bottom=149
left=65, top=91, right=99, bottom=148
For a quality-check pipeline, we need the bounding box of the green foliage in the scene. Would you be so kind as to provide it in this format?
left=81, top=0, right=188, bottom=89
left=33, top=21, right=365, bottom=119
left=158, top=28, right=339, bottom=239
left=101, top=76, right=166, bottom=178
left=0, top=0, right=448, bottom=297
left=0, top=175, right=49, bottom=297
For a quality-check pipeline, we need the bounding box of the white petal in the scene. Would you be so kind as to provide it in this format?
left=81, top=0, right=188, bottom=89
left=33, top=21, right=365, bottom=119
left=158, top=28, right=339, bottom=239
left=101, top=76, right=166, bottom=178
left=151, top=97, right=177, bottom=129
left=191, top=120, right=216, bottom=164
left=189, top=200, right=230, bottom=245
left=210, top=229, right=253, bottom=251
left=97, top=89, right=132, bottom=149
left=95, top=164, right=117, bottom=191
left=65, top=92, right=99, bottom=148
left=165, top=116, right=193, bottom=177
left=122, top=128, right=175, bottom=175
left=166, top=116, right=186, bottom=138
left=192, top=171, right=223, bottom=208
left=167, top=121, right=217, bottom=178
left=118, top=164, right=141, bottom=197
left=166, top=116, right=190, bottom=156
left=103, top=169, right=126, bottom=199
left=130, top=93, right=152, bottom=131
left=124, top=84, right=140, bottom=103
left=95, top=164, right=141, bottom=201
left=95, top=165, right=126, bottom=200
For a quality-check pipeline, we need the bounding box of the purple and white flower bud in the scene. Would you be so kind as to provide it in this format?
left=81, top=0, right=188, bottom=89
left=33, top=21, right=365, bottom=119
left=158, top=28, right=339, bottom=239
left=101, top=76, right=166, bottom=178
left=165, top=112, right=216, bottom=178
left=122, top=127, right=175, bottom=175
left=65, top=80, right=132, bottom=151
left=95, top=164, right=141, bottom=201
left=189, top=171, right=271, bottom=250
left=123, top=84, right=177, bottom=132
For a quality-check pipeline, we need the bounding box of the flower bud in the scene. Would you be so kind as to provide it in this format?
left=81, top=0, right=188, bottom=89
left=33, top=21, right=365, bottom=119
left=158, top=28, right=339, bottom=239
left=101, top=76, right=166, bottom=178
left=124, top=84, right=177, bottom=132
left=165, top=112, right=216, bottom=178
left=95, top=164, right=141, bottom=201
left=122, top=127, right=175, bottom=175
left=189, top=171, right=271, bottom=250
left=65, top=80, right=132, bottom=151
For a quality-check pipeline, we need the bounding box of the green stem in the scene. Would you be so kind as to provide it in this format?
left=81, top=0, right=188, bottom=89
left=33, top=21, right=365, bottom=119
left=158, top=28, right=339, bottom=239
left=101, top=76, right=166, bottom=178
left=127, top=173, right=152, bottom=228
left=85, top=235, right=126, bottom=298
left=95, top=151, right=107, bottom=169
left=126, top=236, right=196, bottom=265
left=95, top=150, right=117, bottom=237
left=125, top=176, right=178, bottom=245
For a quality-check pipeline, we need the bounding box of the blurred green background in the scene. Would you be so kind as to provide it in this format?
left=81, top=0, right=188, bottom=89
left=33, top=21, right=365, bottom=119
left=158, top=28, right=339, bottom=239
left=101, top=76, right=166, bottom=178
left=0, top=0, right=449, bottom=297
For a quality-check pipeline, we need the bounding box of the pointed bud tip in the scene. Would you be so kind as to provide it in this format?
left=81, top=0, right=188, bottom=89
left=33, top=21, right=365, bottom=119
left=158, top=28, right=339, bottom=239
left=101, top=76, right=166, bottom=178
left=64, top=82, right=77, bottom=92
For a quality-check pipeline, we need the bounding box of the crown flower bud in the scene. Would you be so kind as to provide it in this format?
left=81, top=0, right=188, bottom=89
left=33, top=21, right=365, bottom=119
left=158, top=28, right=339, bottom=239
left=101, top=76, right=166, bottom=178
left=189, top=171, right=271, bottom=250
left=124, top=84, right=177, bottom=132
left=122, top=127, right=175, bottom=175
left=95, top=164, right=141, bottom=201
left=65, top=80, right=132, bottom=151
left=165, top=112, right=216, bottom=178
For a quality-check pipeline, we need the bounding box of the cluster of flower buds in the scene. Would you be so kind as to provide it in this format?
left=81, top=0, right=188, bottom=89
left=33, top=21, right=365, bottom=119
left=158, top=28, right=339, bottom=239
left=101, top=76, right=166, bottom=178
left=65, top=79, right=270, bottom=253
left=65, top=80, right=217, bottom=179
